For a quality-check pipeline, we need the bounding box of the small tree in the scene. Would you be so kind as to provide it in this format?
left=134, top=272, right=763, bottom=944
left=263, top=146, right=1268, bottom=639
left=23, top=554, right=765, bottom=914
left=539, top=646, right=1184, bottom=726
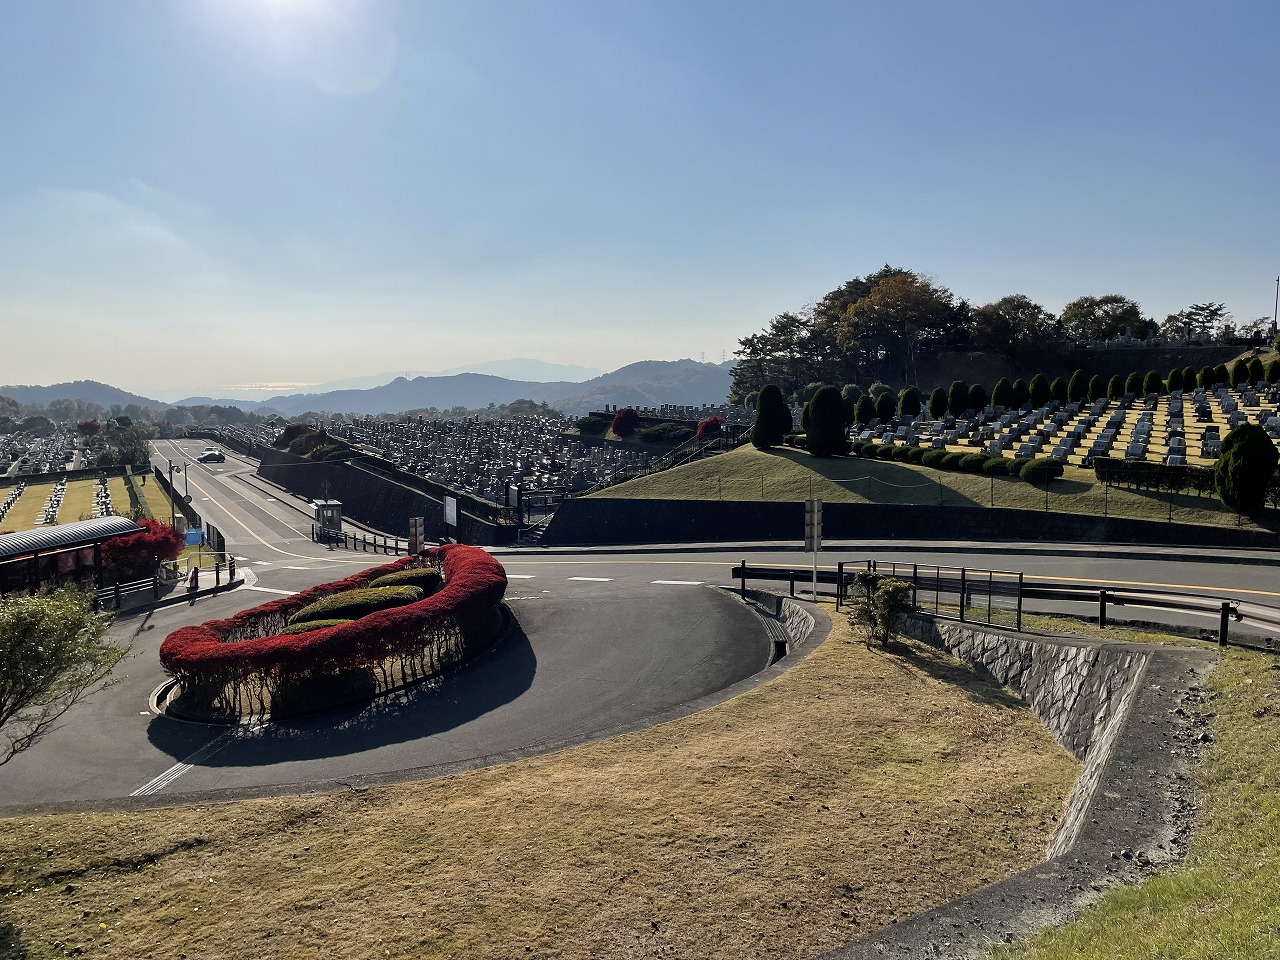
left=1, top=587, right=125, bottom=765
left=1166, top=368, right=1184, bottom=391
left=897, top=387, right=922, bottom=418
left=1266, top=359, right=1280, bottom=384
left=1124, top=371, right=1143, bottom=395
left=1229, top=360, right=1249, bottom=387
left=1049, top=377, right=1068, bottom=404
left=1087, top=374, right=1105, bottom=402
left=928, top=387, right=948, bottom=419
left=1011, top=378, right=1031, bottom=407
left=1214, top=423, right=1279, bottom=513
left=851, top=574, right=915, bottom=646
left=1247, top=357, right=1265, bottom=384
left=1107, top=374, right=1124, bottom=400
left=695, top=416, right=724, bottom=442
left=1198, top=365, right=1216, bottom=388
left=1181, top=366, right=1196, bottom=390
left=841, top=384, right=863, bottom=403
left=752, top=386, right=793, bottom=450
left=1066, top=369, right=1087, bottom=402
left=991, top=377, right=1014, bottom=409
left=611, top=407, right=639, bottom=437
left=967, top=383, right=988, bottom=412
left=1028, top=373, right=1050, bottom=407
left=874, top=391, right=898, bottom=424
left=1142, top=370, right=1164, bottom=395
left=947, top=380, right=969, bottom=416
left=854, top=395, right=876, bottom=426
left=807, top=385, right=850, bottom=457
left=1215, top=363, right=1230, bottom=385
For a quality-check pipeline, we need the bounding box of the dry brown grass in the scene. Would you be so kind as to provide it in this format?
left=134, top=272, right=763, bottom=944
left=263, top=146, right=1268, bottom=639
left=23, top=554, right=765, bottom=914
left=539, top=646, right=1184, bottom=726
left=0, top=611, right=1079, bottom=960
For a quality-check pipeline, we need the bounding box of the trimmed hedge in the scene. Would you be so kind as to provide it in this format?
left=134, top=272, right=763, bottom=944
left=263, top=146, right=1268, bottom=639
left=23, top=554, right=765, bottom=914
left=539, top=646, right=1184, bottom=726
left=159, top=547, right=508, bottom=709
left=638, top=422, right=695, bottom=444
left=921, top=449, right=949, bottom=468
left=981, top=457, right=1016, bottom=476
left=875, top=444, right=897, bottom=460
left=288, top=585, right=425, bottom=626
left=890, top=445, right=914, bottom=462
left=959, top=453, right=988, bottom=473
left=276, top=618, right=353, bottom=636
left=368, top=568, right=444, bottom=593
left=906, top=446, right=927, bottom=464
left=940, top=452, right=966, bottom=470
left=1020, top=457, right=1065, bottom=484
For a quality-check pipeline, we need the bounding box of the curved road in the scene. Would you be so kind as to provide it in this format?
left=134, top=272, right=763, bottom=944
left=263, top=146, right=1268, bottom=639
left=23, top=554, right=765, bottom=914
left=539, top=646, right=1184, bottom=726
left=1, top=439, right=1277, bottom=811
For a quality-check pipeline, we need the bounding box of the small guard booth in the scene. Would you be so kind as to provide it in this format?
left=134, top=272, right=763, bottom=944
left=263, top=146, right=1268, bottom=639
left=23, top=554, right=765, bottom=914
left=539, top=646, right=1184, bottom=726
left=0, top=516, right=145, bottom=595
left=313, top=500, right=343, bottom=542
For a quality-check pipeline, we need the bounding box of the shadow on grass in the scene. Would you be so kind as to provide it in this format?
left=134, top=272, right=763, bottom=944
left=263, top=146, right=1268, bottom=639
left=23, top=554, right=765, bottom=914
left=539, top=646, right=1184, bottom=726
left=146, top=619, right=537, bottom=767
left=0, top=918, right=29, bottom=960
left=867, top=635, right=1026, bottom=711
left=770, top=448, right=984, bottom=507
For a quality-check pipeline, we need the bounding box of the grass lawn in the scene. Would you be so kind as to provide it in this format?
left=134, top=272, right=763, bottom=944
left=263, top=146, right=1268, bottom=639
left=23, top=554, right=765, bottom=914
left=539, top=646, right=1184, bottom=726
left=107, top=477, right=133, bottom=518
left=590, top=445, right=1275, bottom=532
left=134, top=474, right=177, bottom=525
left=993, top=645, right=1280, bottom=960
left=0, top=609, right=1079, bottom=960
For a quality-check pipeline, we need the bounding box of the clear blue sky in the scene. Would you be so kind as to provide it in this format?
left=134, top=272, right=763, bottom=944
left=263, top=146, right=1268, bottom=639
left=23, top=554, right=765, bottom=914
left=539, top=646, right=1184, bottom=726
left=1, top=0, right=1275, bottom=399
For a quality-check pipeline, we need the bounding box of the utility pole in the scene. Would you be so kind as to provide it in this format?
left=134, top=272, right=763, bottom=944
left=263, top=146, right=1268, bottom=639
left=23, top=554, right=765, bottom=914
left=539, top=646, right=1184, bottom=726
left=167, top=460, right=177, bottom=529
left=1273, top=275, right=1278, bottom=339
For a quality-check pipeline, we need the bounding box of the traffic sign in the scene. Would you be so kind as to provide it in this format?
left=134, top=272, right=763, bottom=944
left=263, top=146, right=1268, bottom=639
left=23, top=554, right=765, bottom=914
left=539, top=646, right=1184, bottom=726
left=804, top=498, right=822, bottom=552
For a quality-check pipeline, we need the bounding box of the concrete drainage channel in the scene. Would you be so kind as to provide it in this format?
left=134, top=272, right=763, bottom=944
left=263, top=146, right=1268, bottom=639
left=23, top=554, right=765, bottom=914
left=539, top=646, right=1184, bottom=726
left=823, top=615, right=1216, bottom=960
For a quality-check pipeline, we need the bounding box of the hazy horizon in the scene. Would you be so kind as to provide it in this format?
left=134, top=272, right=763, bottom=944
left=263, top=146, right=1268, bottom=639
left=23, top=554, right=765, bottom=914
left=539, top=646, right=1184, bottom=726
left=2, top=1, right=1276, bottom=397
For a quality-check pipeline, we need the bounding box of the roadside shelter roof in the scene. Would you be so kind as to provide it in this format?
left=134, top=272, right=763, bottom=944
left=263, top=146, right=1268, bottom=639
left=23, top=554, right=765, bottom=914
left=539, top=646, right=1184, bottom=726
left=0, top=516, right=144, bottom=562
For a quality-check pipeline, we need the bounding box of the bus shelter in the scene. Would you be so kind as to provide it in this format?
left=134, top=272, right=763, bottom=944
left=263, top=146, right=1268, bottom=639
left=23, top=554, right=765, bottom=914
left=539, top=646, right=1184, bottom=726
left=0, top=516, right=144, bottom=595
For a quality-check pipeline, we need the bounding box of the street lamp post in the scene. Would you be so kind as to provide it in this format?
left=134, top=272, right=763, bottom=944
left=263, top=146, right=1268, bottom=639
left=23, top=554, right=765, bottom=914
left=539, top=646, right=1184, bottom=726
left=167, top=460, right=179, bottom=529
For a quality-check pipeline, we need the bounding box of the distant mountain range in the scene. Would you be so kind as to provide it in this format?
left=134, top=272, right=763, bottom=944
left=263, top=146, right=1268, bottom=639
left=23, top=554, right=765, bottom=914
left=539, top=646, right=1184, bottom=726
left=1, top=359, right=736, bottom=419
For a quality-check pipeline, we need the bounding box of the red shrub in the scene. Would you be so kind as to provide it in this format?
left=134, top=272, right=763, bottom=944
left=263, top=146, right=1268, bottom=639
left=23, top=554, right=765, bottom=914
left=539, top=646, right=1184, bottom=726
left=101, top=518, right=183, bottom=581
left=696, top=416, right=724, bottom=441
left=159, top=545, right=507, bottom=688
left=611, top=408, right=639, bottom=437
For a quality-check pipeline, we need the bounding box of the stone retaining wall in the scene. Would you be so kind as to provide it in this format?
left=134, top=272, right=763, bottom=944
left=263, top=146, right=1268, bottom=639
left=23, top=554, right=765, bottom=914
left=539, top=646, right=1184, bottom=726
left=825, top=617, right=1216, bottom=959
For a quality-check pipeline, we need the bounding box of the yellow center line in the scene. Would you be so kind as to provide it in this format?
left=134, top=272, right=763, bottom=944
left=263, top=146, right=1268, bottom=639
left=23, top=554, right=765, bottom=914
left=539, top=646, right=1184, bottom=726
left=500, top=558, right=1280, bottom=600
left=161, top=442, right=366, bottom=565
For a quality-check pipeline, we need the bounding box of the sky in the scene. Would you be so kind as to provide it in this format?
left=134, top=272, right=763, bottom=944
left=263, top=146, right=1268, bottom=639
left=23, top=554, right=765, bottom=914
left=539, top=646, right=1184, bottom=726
left=0, top=0, right=1276, bottom=401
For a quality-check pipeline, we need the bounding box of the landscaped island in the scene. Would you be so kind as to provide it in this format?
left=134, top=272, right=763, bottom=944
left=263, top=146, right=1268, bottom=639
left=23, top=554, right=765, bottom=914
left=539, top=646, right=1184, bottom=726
left=159, top=544, right=508, bottom=720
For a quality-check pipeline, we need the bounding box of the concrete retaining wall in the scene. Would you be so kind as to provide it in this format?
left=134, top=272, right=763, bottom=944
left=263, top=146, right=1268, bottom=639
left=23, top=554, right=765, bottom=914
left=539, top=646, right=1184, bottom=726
left=825, top=619, right=1216, bottom=959
left=541, top=496, right=1278, bottom=549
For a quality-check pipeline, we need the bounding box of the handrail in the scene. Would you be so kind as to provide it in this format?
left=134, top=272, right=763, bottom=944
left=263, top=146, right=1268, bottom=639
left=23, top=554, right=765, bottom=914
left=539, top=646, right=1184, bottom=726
left=729, top=559, right=1276, bottom=651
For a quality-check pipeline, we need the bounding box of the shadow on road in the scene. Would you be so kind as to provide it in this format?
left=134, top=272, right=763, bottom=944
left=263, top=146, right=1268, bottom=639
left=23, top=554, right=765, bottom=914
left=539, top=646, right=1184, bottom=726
left=144, top=620, right=538, bottom=766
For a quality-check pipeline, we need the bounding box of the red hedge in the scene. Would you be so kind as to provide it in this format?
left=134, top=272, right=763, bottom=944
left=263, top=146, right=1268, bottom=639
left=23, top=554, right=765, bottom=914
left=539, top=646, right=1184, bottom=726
left=696, top=416, right=724, bottom=440
left=101, top=518, right=183, bottom=581
left=611, top=407, right=639, bottom=437
left=159, top=544, right=507, bottom=684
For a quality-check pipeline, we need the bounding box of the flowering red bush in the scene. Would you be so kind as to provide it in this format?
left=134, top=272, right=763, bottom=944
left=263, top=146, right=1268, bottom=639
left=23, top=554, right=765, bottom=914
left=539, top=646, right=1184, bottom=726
left=611, top=407, right=639, bottom=437
left=159, top=545, right=507, bottom=703
left=696, top=416, right=724, bottom=441
left=101, top=518, right=183, bottom=581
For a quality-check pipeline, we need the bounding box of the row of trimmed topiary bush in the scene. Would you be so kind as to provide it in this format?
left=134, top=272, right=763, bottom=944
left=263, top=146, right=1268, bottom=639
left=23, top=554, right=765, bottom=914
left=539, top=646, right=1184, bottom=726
left=159, top=545, right=506, bottom=720
left=847, top=441, right=1065, bottom=483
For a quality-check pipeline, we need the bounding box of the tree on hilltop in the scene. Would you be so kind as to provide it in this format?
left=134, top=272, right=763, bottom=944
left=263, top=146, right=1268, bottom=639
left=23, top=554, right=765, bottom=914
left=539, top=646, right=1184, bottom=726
left=1060, top=295, right=1145, bottom=341
left=750, top=386, right=792, bottom=450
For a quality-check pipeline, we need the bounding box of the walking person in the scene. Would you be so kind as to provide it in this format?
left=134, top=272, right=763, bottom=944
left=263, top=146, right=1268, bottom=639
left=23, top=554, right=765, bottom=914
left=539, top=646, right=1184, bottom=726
left=187, top=565, right=199, bottom=604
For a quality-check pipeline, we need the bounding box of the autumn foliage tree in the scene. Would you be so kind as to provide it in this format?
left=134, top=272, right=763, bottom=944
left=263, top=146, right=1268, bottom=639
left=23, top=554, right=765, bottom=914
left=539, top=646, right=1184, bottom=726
left=610, top=408, right=640, bottom=438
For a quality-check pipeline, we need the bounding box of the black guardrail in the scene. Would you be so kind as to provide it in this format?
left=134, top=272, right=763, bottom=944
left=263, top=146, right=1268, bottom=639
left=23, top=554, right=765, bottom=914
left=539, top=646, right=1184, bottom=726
left=730, top=558, right=1277, bottom=651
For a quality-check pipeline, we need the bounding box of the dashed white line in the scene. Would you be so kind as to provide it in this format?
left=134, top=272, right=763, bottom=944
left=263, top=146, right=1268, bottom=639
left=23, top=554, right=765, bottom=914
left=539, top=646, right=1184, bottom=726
left=651, top=580, right=704, bottom=585
left=244, top=586, right=298, bottom=596
left=567, top=576, right=614, bottom=582
left=507, top=574, right=536, bottom=579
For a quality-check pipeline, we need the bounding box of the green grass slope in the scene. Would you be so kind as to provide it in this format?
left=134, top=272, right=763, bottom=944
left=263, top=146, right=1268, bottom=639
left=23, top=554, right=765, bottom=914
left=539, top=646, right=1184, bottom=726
left=590, top=445, right=1275, bottom=532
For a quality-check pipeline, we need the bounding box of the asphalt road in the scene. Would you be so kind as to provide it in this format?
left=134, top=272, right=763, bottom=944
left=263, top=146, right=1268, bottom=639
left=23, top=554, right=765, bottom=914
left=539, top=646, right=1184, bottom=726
left=2, top=440, right=1278, bottom=812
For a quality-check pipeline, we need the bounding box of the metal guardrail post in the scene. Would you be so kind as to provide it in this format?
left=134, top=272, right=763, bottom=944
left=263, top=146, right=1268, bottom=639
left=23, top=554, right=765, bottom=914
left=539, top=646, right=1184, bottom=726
left=987, top=571, right=993, bottom=624
left=114, top=583, right=121, bottom=609
left=1099, top=589, right=1108, bottom=628
left=740, top=559, right=747, bottom=599
left=959, top=568, right=967, bottom=622
left=1016, top=572, right=1023, bottom=631
left=836, top=561, right=844, bottom=610
left=789, top=571, right=795, bottom=597
left=1220, top=602, right=1231, bottom=645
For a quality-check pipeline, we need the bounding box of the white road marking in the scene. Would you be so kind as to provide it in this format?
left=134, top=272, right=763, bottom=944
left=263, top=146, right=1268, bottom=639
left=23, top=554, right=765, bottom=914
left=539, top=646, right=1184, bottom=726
left=567, top=576, right=614, bottom=582
left=652, top=580, right=704, bottom=585
left=507, top=574, right=536, bottom=579
left=282, top=565, right=319, bottom=570
left=244, top=586, right=298, bottom=596
left=253, top=561, right=273, bottom=566
left=130, top=728, right=244, bottom=796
